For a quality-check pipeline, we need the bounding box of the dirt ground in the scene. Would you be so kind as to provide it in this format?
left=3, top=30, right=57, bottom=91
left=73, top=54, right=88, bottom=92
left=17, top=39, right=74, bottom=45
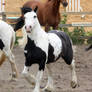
left=0, top=45, right=92, bottom=92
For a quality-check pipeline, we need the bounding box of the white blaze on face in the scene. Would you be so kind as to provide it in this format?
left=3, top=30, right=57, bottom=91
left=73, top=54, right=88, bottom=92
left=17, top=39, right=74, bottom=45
left=24, top=11, right=37, bottom=32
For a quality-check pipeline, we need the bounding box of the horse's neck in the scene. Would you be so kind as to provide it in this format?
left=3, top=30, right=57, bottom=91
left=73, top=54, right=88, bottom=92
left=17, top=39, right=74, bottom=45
left=29, top=22, right=47, bottom=41
left=52, top=0, right=60, bottom=14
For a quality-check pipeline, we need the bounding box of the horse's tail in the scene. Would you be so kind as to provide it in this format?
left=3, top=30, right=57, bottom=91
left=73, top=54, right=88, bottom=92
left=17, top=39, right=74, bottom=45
left=85, top=45, right=92, bottom=51
left=18, top=26, right=27, bottom=48
left=9, top=25, right=16, bottom=50
left=0, top=51, right=6, bottom=66
left=14, top=16, right=24, bottom=31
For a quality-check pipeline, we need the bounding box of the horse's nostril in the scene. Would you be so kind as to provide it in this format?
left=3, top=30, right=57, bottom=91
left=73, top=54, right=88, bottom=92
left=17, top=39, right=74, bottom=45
left=25, top=26, right=31, bottom=29
left=25, top=26, right=26, bottom=29
left=29, top=26, right=32, bottom=28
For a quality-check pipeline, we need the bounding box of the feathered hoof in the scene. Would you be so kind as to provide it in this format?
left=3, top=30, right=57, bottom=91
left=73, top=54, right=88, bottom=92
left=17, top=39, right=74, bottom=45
left=42, top=86, right=54, bottom=92
left=43, top=89, right=52, bottom=92
left=8, top=73, right=18, bottom=82
left=12, top=72, right=18, bottom=79
left=9, top=77, right=18, bottom=82
left=71, top=81, right=77, bottom=88
left=31, top=81, right=35, bottom=86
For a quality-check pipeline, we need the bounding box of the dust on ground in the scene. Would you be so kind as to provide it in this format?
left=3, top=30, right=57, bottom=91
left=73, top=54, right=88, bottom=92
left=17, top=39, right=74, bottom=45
left=0, top=45, right=92, bottom=92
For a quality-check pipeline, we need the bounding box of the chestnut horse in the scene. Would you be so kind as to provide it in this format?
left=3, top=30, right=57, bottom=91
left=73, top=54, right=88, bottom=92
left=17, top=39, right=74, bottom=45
left=14, top=0, right=68, bottom=32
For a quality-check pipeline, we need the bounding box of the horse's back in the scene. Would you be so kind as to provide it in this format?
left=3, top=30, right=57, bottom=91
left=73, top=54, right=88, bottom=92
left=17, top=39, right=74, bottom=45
left=49, top=30, right=73, bottom=65
left=23, top=1, right=44, bottom=8
left=0, top=20, right=14, bottom=37
left=0, top=20, right=14, bottom=32
left=0, top=20, right=15, bottom=48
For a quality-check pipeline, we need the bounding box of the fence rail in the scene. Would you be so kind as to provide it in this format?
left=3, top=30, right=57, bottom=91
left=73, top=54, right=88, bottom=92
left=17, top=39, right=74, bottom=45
left=0, top=12, right=20, bottom=15
left=59, top=22, right=92, bottom=27
left=0, top=11, right=92, bottom=28
left=0, top=11, right=92, bottom=15
left=62, top=11, right=92, bottom=15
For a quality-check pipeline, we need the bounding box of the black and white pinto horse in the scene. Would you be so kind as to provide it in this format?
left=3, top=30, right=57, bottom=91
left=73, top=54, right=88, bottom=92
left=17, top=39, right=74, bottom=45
left=21, top=7, right=77, bottom=92
left=0, top=20, right=18, bottom=80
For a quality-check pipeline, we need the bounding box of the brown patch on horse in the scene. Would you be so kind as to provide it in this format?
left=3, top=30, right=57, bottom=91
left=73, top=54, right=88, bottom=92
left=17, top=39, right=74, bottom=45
left=0, top=51, right=6, bottom=66
left=0, top=35, right=14, bottom=66
left=10, top=36, right=14, bottom=50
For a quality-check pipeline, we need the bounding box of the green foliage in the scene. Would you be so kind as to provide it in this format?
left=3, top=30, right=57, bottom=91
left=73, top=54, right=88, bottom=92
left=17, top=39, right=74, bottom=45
left=70, top=27, right=86, bottom=44
left=59, top=14, right=92, bottom=45
left=15, top=34, right=22, bottom=46
left=86, top=31, right=92, bottom=44
left=61, top=14, right=67, bottom=24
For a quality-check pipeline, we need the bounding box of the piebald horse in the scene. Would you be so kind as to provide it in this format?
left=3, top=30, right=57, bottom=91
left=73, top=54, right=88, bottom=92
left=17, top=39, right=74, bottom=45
left=22, top=7, right=77, bottom=92
left=0, top=20, right=18, bottom=80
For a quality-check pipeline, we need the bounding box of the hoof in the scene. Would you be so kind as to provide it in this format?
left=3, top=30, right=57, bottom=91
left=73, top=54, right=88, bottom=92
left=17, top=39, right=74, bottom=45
left=11, top=72, right=19, bottom=79
left=43, top=89, right=52, bottom=92
left=31, top=81, right=35, bottom=86
left=9, top=73, right=18, bottom=82
left=9, top=77, right=17, bottom=82
left=42, top=87, right=54, bottom=92
left=71, top=81, right=77, bottom=88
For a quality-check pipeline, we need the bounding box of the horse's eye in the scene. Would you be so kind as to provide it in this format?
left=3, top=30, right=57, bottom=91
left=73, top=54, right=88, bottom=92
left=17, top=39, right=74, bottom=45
left=34, top=16, right=37, bottom=18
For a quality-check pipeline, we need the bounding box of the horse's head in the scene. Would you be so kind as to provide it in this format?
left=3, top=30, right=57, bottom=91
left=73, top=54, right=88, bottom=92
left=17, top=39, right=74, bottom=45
left=47, top=0, right=68, bottom=7
left=22, top=6, right=38, bottom=33
left=60, top=0, right=68, bottom=7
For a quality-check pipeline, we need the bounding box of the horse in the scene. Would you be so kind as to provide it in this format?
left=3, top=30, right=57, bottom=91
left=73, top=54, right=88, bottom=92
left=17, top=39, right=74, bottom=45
left=0, top=20, right=18, bottom=80
left=14, top=0, right=68, bottom=32
left=21, top=7, right=77, bottom=92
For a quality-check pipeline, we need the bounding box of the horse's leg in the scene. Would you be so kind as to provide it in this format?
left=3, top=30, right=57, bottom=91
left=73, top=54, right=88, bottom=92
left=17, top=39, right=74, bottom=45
left=70, top=59, right=77, bottom=88
left=33, top=70, right=43, bottom=92
left=45, top=24, right=50, bottom=32
left=53, top=24, right=58, bottom=30
left=33, top=60, right=45, bottom=92
left=4, top=50, right=18, bottom=80
left=43, top=64, right=54, bottom=91
left=0, top=51, right=6, bottom=66
left=22, top=65, right=35, bottom=85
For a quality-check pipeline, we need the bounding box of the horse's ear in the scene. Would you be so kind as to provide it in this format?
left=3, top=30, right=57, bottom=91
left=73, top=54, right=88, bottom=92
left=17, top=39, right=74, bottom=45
left=21, top=7, right=32, bottom=14
left=34, top=6, right=38, bottom=13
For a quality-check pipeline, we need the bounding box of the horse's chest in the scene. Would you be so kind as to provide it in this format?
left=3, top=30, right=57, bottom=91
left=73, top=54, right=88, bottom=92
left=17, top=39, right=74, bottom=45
left=46, top=14, right=60, bottom=25
left=24, top=37, right=47, bottom=66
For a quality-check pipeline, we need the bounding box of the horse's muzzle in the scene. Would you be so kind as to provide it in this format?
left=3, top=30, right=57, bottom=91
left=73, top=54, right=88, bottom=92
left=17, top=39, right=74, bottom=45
left=25, top=26, right=31, bottom=33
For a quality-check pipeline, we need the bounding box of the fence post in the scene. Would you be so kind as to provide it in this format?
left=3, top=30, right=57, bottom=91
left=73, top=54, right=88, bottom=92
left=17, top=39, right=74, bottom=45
left=66, top=0, right=81, bottom=12
left=0, top=0, right=6, bottom=21
left=2, top=12, right=6, bottom=21
left=0, top=0, right=1, bottom=12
